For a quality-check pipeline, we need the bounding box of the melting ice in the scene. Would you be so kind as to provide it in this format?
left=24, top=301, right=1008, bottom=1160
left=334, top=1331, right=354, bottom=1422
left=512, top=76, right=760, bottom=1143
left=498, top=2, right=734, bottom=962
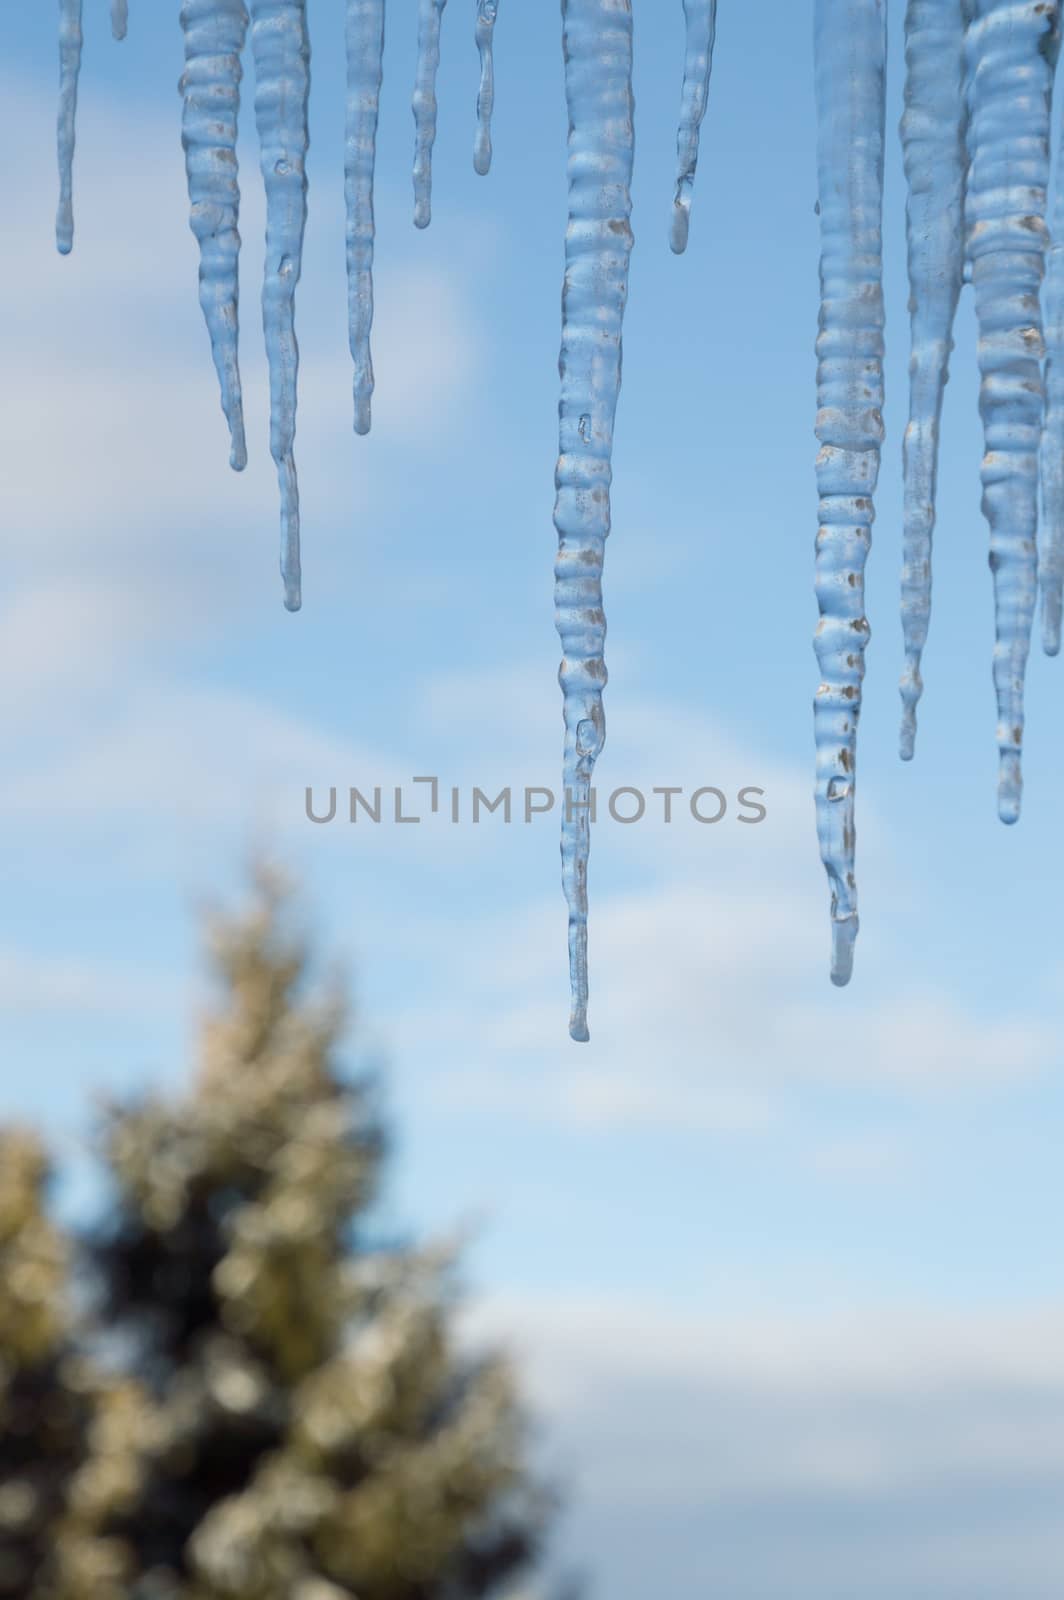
left=553, top=0, right=635, bottom=1041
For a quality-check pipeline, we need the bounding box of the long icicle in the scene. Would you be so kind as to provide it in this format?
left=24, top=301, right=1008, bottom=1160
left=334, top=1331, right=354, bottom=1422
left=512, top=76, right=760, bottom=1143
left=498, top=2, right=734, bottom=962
left=1039, top=52, right=1064, bottom=654
left=413, top=0, right=448, bottom=228
left=345, top=0, right=385, bottom=437
left=56, top=0, right=83, bottom=256
left=111, top=0, right=128, bottom=39
left=554, top=0, right=635, bottom=1042
left=474, top=0, right=499, bottom=176
left=670, top=0, right=717, bottom=255
left=180, top=0, right=249, bottom=473
left=965, top=0, right=1059, bottom=822
left=251, top=0, right=310, bottom=612
left=813, top=0, right=887, bottom=987
left=898, top=0, right=968, bottom=758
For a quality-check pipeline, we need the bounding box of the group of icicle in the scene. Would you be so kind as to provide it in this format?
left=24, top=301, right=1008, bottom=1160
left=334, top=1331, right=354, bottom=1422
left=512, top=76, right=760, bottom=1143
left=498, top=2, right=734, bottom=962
left=52, top=0, right=709, bottom=1043
left=54, top=0, right=1058, bottom=1038
left=56, top=0, right=499, bottom=611
left=815, top=0, right=1064, bottom=987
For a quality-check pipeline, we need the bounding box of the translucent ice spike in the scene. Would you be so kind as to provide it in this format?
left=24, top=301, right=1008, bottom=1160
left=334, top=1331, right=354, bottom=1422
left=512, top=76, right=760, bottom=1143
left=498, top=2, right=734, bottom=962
left=56, top=0, right=83, bottom=255
left=813, top=0, right=887, bottom=986
left=474, top=0, right=498, bottom=176
left=180, top=0, right=249, bottom=472
left=670, top=0, right=717, bottom=254
left=413, top=0, right=447, bottom=227
left=898, top=0, right=967, bottom=759
left=1040, top=57, right=1064, bottom=654
left=251, top=0, right=310, bottom=611
left=112, top=0, right=128, bottom=39
left=554, top=0, right=635, bottom=1042
left=965, top=0, right=1059, bottom=822
left=346, top=0, right=385, bottom=436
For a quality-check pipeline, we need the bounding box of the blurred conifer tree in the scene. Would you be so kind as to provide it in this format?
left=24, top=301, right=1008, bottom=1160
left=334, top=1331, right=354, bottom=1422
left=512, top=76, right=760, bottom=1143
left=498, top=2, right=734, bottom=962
left=81, top=866, right=556, bottom=1600
left=0, top=1129, right=136, bottom=1599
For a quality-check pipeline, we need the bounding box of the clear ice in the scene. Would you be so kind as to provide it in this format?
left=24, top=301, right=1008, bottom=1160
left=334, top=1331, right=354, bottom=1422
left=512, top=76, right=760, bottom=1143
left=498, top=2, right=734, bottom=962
left=554, top=0, right=635, bottom=1042
left=56, top=0, right=83, bottom=256
left=346, top=0, right=385, bottom=437
left=112, top=0, right=128, bottom=40
left=813, top=0, right=887, bottom=986
left=670, top=0, right=716, bottom=254
left=898, top=0, right=967, bottom=758
left=413, top=0, right=448, bottom=228
left=965, top=0, right=1059, bottom=823
left=474, top=1, right=499, bottom=176
left=1040, top=28, right=1064, bottom=654
left=180, top=0, right=249, bottom=473
left=251, top=0, right=311, bottom=612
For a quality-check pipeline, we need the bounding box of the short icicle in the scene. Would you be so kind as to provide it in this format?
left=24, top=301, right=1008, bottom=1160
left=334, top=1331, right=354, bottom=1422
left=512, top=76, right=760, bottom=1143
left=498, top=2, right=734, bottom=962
left=180, top=0, right=250, bottom=473
left=413, top=0, right=448, bottom=227
left=670, top=0, right=717, bottom=254
left=813, top=0, right=887, bottom=987
left=898, top=0, right=968, bottom=759
left=111, top=0, right=128, bottom=39
left=965, top=0, right=1059, bottom=822
left=251, top=0, right=311, bottom=611
left=56, top=0, right=83, bottom=255
left=554, top=0, right=635, bottom=1042
left=345, top=0, right=385, bottom=437
left=1039, top=46, right=1064, bottom=654
left=474, top=0, right=499, bottom=176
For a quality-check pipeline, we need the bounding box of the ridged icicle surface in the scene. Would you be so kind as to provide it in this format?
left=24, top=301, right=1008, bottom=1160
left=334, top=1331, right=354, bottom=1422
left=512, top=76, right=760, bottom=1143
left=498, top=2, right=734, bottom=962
left=898, top=0, right=967, bottom=758
left=180, top=0, right=250, bottom=473
left=345, top=0, right=385, bottom=436
left=56, top=0, right=83, bottom=255
left=965, top=0, right=1059, bottom=823
left=1039, top=23, right=1064, bottom=653
left=554, top=0, right=635, bottom=1042
left=474, top=1, right=499, bottom=176
left=670, top=0, right=716, bottom=254
left=813, top=0, right=887, bottom=987
left=251, top=0, right=311, bottom=612
left=413, top=0, right=448, bottom=228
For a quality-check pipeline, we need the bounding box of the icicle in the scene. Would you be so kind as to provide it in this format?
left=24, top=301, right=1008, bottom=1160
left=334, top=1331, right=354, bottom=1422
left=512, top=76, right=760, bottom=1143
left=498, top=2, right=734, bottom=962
left=345, top=0, right=385, bottom=437
left=898, top=0, right=967, bottom=758
left=670, top=0, right=716, bottom=254
left=965, top=0, right=1059, bottom=822
left=111, top=0, right=128, bottom=39
left=813, top=0, right=887, bottom=987
left=251, top=0, right=310, bottom=612
left=474, top=0, right=498, bottom=176
left=56, top=0, right=83, bottom=256
left=554, top=0, right=635, bottom=1042
left=413, top=0, right=447, bottom=228
left=1040, top=61, right=1064, bottom=654
left=180, top=0, right=249, bottom=473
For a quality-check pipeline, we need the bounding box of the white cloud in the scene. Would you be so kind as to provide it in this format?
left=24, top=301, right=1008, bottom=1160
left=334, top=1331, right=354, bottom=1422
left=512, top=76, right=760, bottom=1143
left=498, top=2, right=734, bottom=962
left=0, top=946, right=180, bottom=1018
left=463, top=1290, right=1064, bottom=1596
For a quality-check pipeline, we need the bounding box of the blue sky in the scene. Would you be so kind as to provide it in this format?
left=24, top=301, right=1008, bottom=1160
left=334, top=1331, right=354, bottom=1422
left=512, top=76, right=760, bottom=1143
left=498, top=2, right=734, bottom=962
left=3, top=2, right=1064, bottom=1595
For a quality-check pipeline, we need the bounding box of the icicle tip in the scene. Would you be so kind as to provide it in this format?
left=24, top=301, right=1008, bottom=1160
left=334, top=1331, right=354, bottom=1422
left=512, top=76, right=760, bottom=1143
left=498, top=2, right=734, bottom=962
left=1042, top=591, right=1062, bottom=656
left=229, top=419, right=248, bottom=474
left=899, top=665, right=921, bottom=761
left=569, top=1011, right=590, bottom=1045
left=830, top=915, right=857, bottom=988
left=997, top=753, right=1022, bottom=826
left=473, top=134, right=492, bottom=178
left=669, top=201, right=690, bottom=256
